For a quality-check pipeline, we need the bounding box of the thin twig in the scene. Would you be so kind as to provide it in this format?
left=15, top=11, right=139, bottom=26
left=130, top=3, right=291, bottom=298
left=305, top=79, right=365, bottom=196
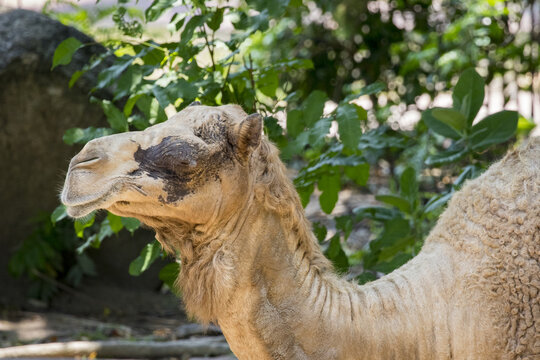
left=201, top=25, right=216, bottom=72
left=31, top=270, right=122, bottom=312
left=246, top=54, right=259, bottom=112
left=220, top=55, right=236, bottom=101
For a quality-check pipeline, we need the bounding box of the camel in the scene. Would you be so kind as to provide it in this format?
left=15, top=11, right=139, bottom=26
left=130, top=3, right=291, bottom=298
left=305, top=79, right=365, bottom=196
left=61, top=104, right=540, bottom=360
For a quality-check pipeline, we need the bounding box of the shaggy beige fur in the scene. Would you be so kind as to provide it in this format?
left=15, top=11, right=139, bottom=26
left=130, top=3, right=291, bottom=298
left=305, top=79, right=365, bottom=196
left=61, top=104, right=539, bottom=360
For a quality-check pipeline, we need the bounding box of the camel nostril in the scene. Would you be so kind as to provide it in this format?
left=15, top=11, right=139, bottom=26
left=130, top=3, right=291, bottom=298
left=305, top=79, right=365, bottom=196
left=71, top=156, right=102, bottom=169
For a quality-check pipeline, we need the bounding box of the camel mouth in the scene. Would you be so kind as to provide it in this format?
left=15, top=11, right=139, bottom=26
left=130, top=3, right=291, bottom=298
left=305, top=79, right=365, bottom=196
left=61, top=183, right=113, bottom=218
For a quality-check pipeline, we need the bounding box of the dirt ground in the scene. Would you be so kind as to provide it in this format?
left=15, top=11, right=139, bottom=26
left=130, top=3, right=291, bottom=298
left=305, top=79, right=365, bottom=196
left=0, top=282, right=234, bottom=359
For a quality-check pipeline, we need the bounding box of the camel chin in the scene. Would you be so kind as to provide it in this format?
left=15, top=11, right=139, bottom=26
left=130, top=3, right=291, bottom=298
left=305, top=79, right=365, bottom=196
left=63, top=198, right=106, bottom=218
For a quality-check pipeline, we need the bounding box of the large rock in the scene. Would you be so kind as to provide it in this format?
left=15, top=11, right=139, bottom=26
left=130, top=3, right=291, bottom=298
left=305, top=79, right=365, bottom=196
left=0, top=10, right=165, bottom=309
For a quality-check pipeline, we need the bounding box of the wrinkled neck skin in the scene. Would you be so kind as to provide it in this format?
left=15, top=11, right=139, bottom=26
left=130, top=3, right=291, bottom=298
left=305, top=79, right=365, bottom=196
left=159, top=192, right=501, bottom=360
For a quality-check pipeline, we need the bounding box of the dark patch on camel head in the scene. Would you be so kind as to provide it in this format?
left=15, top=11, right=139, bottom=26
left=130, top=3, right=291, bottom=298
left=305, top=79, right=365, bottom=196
left=133, top=135, right=232, bottom=204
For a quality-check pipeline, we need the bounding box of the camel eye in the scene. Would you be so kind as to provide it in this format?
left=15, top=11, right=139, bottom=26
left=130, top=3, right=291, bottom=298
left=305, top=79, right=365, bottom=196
left=175, top=159, right=197, bottom=168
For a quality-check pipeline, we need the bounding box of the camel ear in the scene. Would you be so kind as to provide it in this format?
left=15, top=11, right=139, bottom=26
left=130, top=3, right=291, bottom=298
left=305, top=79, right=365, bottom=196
left=229, top=113, right=262, bottom=161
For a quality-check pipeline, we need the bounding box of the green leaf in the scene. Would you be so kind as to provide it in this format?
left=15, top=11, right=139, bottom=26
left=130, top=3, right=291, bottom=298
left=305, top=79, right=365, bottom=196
left=124, top=94, right=144, bottom=117
left=69, top=70, right=85, bottom=88
left=425, top=147, right=468, bottom=167
left=180, top=15, right=207, bottom=45
left=151, top=85, right=171, bottom=109
left=96, top=60, right=132, bottom=89
left=63, top=127, right=114, bottom=145
left=312, top=222, right=328, bottom=243
left=356, top=272, right=377, bottom=284
left=51, top=205, right=67, bottom=225
left=370, top=217, right=410, bottom=252
left=174, top=79, right=200, bottom=101
left=371, top=253, right=412, bottom=274
left=136, top=95, right=167, bottom=125
left=318, top=174, right=340, bottom=214
left=299, top=153, right=365, bottom=179
left=335, top=215, right=353, bottom=240
left=354, top=104, right=368, bottom=122
left=453, top=68, right=485, bottom=124
left=74, top=214, right=95, bottom=238
left=76, top=235, right=94, bottom=254
left=257, top=70, right=279, bottom=98
left=376, top=194, right=411, bottom=214
left=399, top=167, right=417, bottom=206
left=343, top=82, right=385, bottom=102
left=378, top=235, right=415, bottom=261
left=424, top=192, right=453, bottom=214
left=145, top=0, right=177, bottom=22
left=208, top=8, right=225, bottom=31
left=344, top=163, right=370, bottom=186
left=470, top=111, right=518, bottom=151
left=264, top=116, right=284, bottom=142
left=324, top=235, right=349, bottom=273
left=65, top=266, right=84, bottom=287
left=140, top=47, right=165, bottom=66
left=107, top=212, right=123, bottom=234
left=129, top=241, right=161, bottom=276
left=431, top=108, right=467, bottom=134
left=97, top=219, right=114, bottom=242
left=121, top=217, right=141, bottom=234
left=159, top=262, right=180, bottom=291
left=454, top=164, right=482, bottom=187
left=248, top=0, right=290, bottom=17
left=99, top=100, right=129, bottom=132
left=359, top=81, right=385, bottom=96
left=297, top=183, right=314, bottom=208
left=307, top=117, right=332, bottom=149
left=114, top=66, right=143, bottom=100
left=516, top=116, right=536, bottom=136
left=77, top=218, right=115, bottom=254
left=76, top=253, right=97, bottom=276
left=336, top=103, right=362, bottom=149
left=303, top=90, right=327, bottom=127
left=62, top=128, right=83, bottom=145
left=423, top=109, right=461, bottom=140
left=286, top=109, right=304, bottom=137
left=51, top=37, right=83, bottom=70
left=353, top=206, right=397, bottom=222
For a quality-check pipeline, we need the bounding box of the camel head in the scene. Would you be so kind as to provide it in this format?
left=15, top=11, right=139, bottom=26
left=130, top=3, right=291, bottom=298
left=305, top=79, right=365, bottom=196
left=61, top=104, right=263, bottom=233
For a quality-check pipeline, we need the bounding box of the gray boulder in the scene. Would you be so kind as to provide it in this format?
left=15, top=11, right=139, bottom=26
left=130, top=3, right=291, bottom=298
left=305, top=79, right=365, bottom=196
left=0, top=9, right=165, bottom=309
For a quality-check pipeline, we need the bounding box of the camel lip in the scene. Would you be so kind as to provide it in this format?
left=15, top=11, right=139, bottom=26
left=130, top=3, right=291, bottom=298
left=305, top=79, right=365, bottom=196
left=63, top=196, right=107, bottom=218
left=61, top=187, right=109, bottom=209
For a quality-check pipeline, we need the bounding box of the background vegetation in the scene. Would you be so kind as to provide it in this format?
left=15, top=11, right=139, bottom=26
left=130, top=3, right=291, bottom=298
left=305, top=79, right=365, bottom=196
left=9, top=0, right=538, bottom=299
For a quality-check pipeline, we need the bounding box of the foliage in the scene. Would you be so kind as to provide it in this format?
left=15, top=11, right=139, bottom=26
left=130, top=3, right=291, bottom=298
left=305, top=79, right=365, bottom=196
left=423, top=68, right=518, bottom=166
left=8, top=212, right=96, bottom=301
left=244, top=0, right=539, bottom=107
left=10, top=0, right=536, bottom=300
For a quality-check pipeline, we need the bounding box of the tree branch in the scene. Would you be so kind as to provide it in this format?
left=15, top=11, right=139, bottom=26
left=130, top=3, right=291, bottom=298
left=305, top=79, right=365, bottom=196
left=0, top=338, right=231, bottom=358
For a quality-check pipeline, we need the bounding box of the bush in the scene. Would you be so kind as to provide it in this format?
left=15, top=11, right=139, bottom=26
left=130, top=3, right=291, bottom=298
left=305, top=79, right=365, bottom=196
left=10, top=0, right=536, bottom=299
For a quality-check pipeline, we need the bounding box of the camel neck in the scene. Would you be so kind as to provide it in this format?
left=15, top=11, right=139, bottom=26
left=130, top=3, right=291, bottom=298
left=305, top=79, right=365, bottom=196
left=209, top=205, right=464, bottom=360
left=176, top=191, right=473, bottom=359
left=207, top=204, right=376, bottom=359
